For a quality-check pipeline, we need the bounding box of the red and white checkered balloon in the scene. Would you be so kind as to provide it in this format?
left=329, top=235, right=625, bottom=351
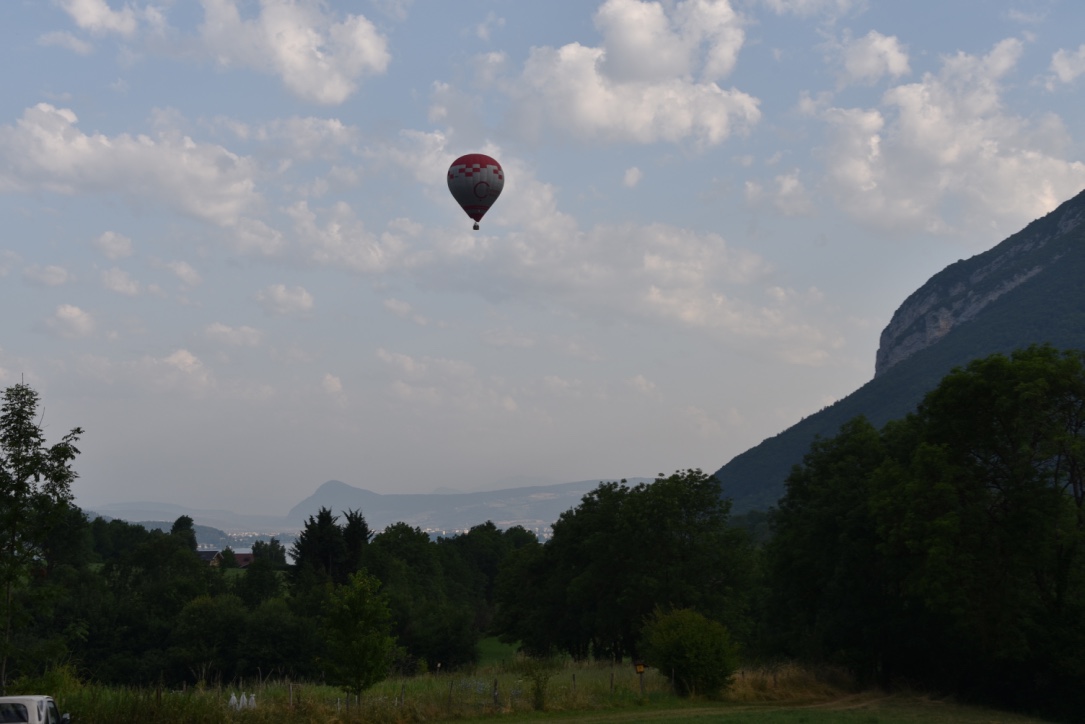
left=447, top=154, right=504, bottom=230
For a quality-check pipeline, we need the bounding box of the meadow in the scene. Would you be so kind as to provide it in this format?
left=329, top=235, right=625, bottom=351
left=19, top=654, right=1055, bottom=724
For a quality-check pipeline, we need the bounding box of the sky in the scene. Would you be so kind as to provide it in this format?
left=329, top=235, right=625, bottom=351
left=3, top=0, right=1085, bottom=516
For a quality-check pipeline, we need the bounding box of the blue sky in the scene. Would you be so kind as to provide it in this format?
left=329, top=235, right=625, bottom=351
left=2, top=0, right=1084, bottom=515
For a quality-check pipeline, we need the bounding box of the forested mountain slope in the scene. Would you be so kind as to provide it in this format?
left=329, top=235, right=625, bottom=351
left=716, top=186, right=1085, bottom=512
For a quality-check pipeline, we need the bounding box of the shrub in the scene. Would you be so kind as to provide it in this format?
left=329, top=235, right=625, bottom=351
left=641, top=608, right=739, bottom=698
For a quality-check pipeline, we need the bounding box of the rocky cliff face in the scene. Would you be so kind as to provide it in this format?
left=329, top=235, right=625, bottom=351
left=875, top=193, right=1085, bottom=377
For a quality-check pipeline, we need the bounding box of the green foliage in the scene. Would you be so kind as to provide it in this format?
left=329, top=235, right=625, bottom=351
left=251, top=537, right=287, bottom=567
left=495, top=470, right=755, bottom=661
left=320, top=571, right=396, bottom=698
left=0, top=383, right=83, bottom=693
left=765, top=346, right=1085, bottom=719
left=641, top=608, right=740, bottom=698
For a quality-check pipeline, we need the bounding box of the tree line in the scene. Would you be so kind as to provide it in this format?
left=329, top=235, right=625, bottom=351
left=2, top=344, right=1083, bottom=720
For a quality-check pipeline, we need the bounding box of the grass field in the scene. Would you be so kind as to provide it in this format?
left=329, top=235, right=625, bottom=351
left=18, top=658, right=1057, bottom=723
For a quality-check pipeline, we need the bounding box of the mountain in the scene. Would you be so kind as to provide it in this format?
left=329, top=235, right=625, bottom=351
left=287, top=478, right=655, bottom=534
left=82, top=477, right=656, bottom=537
left=715, top=187, right=1085, bottom=513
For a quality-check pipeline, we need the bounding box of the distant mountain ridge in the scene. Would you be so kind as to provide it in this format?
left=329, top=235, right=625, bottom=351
left=84, top=477, right=655, bottom=536
left=716, top=186, right=1085, bottom=512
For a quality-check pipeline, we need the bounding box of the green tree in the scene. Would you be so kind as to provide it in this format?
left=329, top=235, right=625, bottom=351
left=0, top=383, right=82, bottom=693
left=642, top=608, right=739, bottom=698
left=765, top=346, right=1085, bottom=717
left=170, top=515, right=198, bottom=552
left=170, top=594, right=246, bottom=685
left=252, top=537, right=287, bottom=568
left=495, top=471, right=754, bottom=661
left=367, top=523, right=477, bottom=671
left=291, top=508, right=347, bottom=584
left=321, top=571, right=396, bottom=698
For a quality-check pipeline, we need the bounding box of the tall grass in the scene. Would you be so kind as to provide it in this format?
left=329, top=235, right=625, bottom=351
left=11, top=658, right=855, bottom=723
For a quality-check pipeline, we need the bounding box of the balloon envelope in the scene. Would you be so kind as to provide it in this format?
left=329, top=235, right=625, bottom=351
left=447, top=154, right=504, bottom=228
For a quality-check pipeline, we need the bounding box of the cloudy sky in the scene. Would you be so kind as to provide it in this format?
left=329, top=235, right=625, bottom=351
left=3, top=0, right=1085, bottom=515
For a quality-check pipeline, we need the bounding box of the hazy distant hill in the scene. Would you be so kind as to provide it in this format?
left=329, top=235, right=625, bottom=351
left=716, top=186, right=1085, bottom=513
left=84, top=477, right=655, bottom=537
left=287, top=478, right=655, bottom=534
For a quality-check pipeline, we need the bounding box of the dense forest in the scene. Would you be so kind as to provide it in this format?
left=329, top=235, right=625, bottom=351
left=2, top=344, right=1084, bottom=721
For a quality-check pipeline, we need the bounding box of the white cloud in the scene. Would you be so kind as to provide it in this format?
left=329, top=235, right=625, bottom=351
left=165, top=260, right=202, bottom=287
left=138, top=349, right=214, bottom=393
left=101, top=267, right=141, bottom=295
left=322, top=372, right=343, bottom=394
left=817, top=38, right=1085, bottom=236
left=23, top=265, right=74, bottom=287
left=37, top=31, right=94, bottom=55
left=199, top=0, right=390, bottom=105
left=1049, top=44, right=1085, bottom=85
left=205, top=323, right=262, bottom=346
left=628, top=374, right=656, bottom=394
left=623, top=166, right=643, bottom=187
left=288, top=201, right=411, bottom=273
left=476, top=12, right=505, bottom=41
left=0, top=104, right=259, bottom=226
left=58, top=0, right=138, bottom=36
left=256, top=284, right=314, bottom=316
left=47, top=304, right=94, bottom=338
left=377, top=347, right=515, bottom=413
left=93, top=231, right=133, bottom=259
left=503, top=0, right=759, bottom=145
left=383, top=298, right=427, bottom=325
left=759, top=0, right=864, bottom=16
left=222, top=116, right=360, bottom=161
left=840, top=30, right=910, bottom=85
left=771, top=170, right=815, bottom=216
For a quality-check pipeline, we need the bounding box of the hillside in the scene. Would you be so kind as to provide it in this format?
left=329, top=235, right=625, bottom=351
left=716, top=186, right=1085, bottom=512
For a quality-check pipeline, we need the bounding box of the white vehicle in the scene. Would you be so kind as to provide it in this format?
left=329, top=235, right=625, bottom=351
left=0, top=696, right=69, bottom=724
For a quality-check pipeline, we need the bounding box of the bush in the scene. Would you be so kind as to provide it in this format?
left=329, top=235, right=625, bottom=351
left=641, top=608, right=739, bottom=698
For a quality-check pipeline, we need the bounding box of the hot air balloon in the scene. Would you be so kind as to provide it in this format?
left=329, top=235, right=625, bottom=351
left=447, top=154, right=504, bottom=230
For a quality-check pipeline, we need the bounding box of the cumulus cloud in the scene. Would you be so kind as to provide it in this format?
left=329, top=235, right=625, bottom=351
left=288, top=201, right=412, bottom=273
left=23, top=265, right=74, bottom=287
left=770, top=170, right=815, bottom=216
left=47, top=304, right=94, bottom=338
left=37, top=31, right=94, bottom=55
left=219, top=115, right=360, bottom=161
left=503, top=0, right=760, bottom=145
left=199, top=0, right=390, bottom=105
left=815, top=38, right=1085, bottom=236
left=628, top=374, right=656, bottom=394
left=377, top=347, right=516, bottom=412
left=759, top=0, right=864, bottom=16
left=101, top=267, right=141, bottom=295
left=205, top=322, right=262, bottom=346
left=623, top=166, right=643, bottom=187
left=839, top=30, right=910, bottom=85
left=165, top=260, right=202, bottom=287
left=0, top=104, right=259, bottom=226
left=322, top=372, right=343, bottom=394
left=58, top=0, right=138, bottom=36
left=256, top=284, right=314, bottom=315
left=93, top=231, right=133, bottom=259
left=383, top=298, right=428, bottom=325
left=138, top=349, right=214, bottom=393
left=1049, top=44, right=1085, bottom=86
